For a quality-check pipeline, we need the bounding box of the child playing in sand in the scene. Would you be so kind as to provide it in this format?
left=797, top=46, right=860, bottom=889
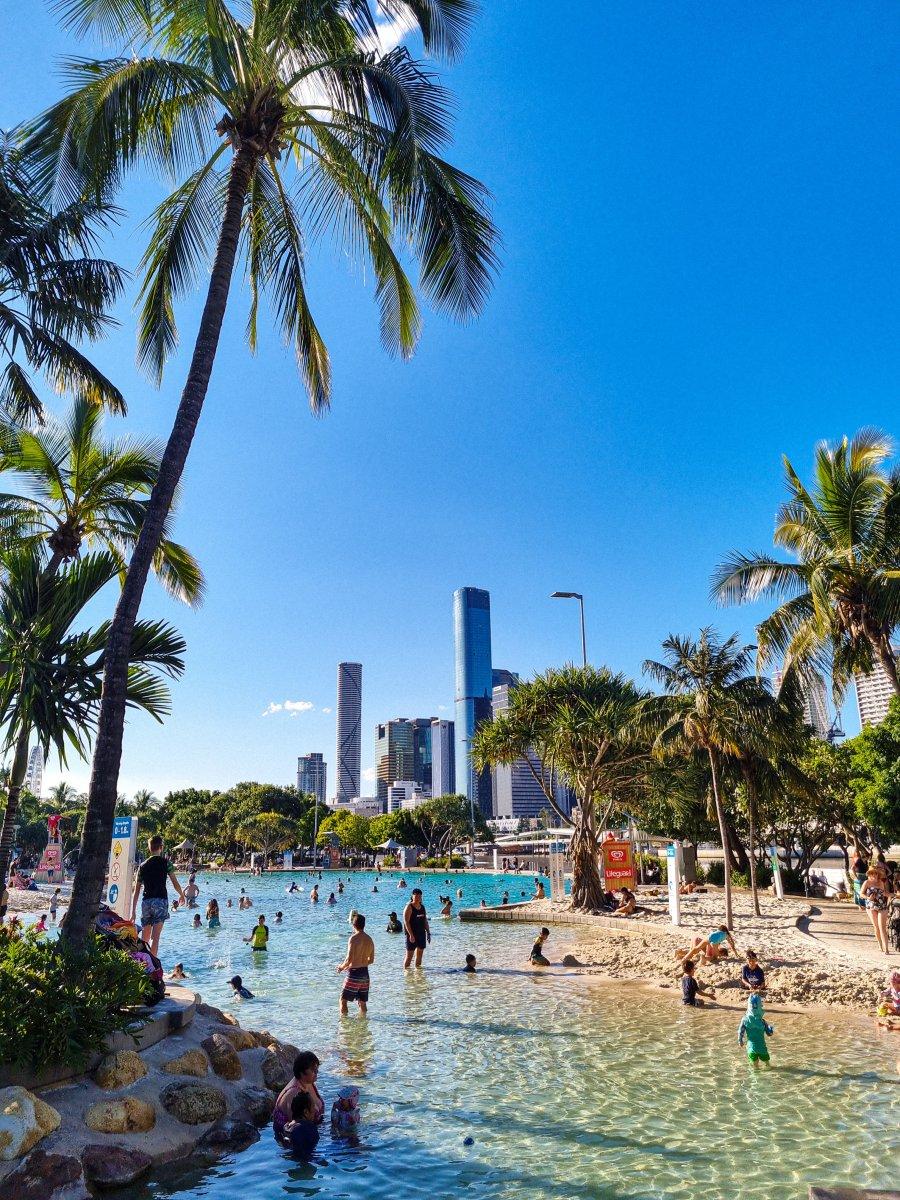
left=741, top=949, right=766, bottom=991
left=530, top=928, right=550, bottom=966
left=681, top=960, right=715, bottom=1006
left=877, top=970, right=900, bottom=1018
left=738, top=993, right=774, bottom=1066
left=284, top=1090, right=319, bottom=1157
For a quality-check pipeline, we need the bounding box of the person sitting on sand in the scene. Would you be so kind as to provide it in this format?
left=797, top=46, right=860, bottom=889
left=386, top=911, right=402, bottom=933
left=679, top=879, right=705, bottom=895
left=530, top=928, right=550, bottom=966
left=609, top=887, right=637, bottom=917
left=741, top=950, right=766, bottom=991
left=274, top=1052, right=324, bottom=1140
left=284, top=1090, right=319, bottom=1158
left=533, top=880, right=546, bottom=899
left=681, top=960, right=715, bottom=1007
left=676, top=926, right=739, bottom=965
left=464, top=953, right=477, bottom=973
left=877, top=970, right=900, bottom=1018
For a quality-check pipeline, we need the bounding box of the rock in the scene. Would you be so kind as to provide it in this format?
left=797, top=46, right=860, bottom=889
left=84, top=1097, right=156, bottom=1134
left=237, top=1086, right=276, bottom=1125
left=260, top=1051, right=290, bottom=1092
left=81, top=1144, right=152, bottom=1189
left=201, top=1034, right=243, bottom=1081
left=197, top=1114, right=260, bottom=1154
left=163, top=1049, right=210, bottom=1078
left=0, top=1088, right=62, bottom=1160
left=561, top=954, right=584, bottom=967
left=196, top=1002, right=227, bottom=1023
left=0, top=1149, right=89, bottom=1200
left=160, top=1081, right=227, bottom=1125
left=247, top=1029, right=272, bottom=1047
left=220, top=1011, right=240, bottom=1026
left=92, top=1050, right=147, bottom=1091
left=217, top=1026, right=257, bottom=1051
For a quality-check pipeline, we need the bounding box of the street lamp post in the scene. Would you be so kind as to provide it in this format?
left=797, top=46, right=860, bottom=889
left=551, top=591, right=587, bottom=667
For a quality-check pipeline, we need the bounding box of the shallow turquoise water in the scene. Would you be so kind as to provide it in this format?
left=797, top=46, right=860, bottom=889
left=124, top=870, right=898, bottom=1200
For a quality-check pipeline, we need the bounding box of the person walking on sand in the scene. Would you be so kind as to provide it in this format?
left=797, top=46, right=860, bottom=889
left=337, top=913, right=375, bottom=1015
left=403, top=888, right=431, bottom=968
left=860, top=866, right=893, bottom=954
left=130, top=835, right=186, bottom=958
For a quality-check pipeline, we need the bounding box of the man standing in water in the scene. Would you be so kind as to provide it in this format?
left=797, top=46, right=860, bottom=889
left=403, top=888, right=431, bottom=968
left=337, top=913, right=375, bottom=1015
left=131, top=835, right=186, bottom=957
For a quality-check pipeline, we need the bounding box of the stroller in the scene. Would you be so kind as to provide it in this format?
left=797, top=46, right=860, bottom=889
left=94, top=903, right=166, bottom=1006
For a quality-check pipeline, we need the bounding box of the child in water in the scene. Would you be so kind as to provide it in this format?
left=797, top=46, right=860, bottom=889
left=246, top=914, right=269, bottom=951
left=386, top=912, right=402, bottom=933
left=330, top=1086, right=361, bottom=1132
left=192, top=914, right=202, bottom=928
left=464, top=954, right=477, bottom=973
left=681, top=960, right=715, bottom=1006
left=530, top=928, right=550, bottom=966
left=284, top=1090, right=319, bottom=1158
left=877, top=970, right=900, bottom=1018
left=229, top=974, right=254, bottom=999
left=206, top=899, right=220, bottom=928
left=738, top=993, right=774, bottom=1066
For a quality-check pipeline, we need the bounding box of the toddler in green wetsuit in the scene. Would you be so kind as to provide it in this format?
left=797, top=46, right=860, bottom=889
left=738, top=993, right=773, bottom=1066
left=246, top=914, right=269, bottom=951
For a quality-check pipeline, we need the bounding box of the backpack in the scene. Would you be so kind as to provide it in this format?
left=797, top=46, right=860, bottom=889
left=94, top=903, right=166, bottom=1006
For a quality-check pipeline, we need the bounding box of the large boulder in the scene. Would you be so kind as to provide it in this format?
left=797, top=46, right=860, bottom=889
left=196, top=1002, right=228, bottom=1023
left=160, top=1081, right=227, bottom=1126
left=201, top=1034, right=242, bottom=1081
left=217, top=1026, right=256, bottom=1052
left=84, top=1097, right=156, bottom=1134
left=197, top=1114, right=260, bottom=1155
left=92, top=1051, right=147, bottom=1091
left=0, top=1149, right=89, bottom=1200
left=237, top=1086, right=275, bottom=1126
left=260, top=1051, right=290, bottom=1093
left=162, top=1049, right=209, bottom=1078
left=81, top=1144, right=152, bottom=1189
left=0, top=1088, right=61, bottom=1160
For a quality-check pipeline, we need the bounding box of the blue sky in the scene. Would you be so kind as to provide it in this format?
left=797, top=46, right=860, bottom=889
left=3, top=2, right=899, bottom=799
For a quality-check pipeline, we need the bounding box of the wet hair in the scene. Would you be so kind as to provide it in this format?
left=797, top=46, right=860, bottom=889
left=149, top=835, right=163, bottom=852
left=291, top=1091, right=314, bottom=1121
left=465, top=954, right=476, bottom=965
left=353, top=913, right=366, bottom=930
left=389, top=911, right=398, bottom=919
left=540, top=927, right=550, bottom=937
left=683, top=960, right=695, bottom=973
left=230, top=975, right=243, bottom=987
left=411, top=888, right=423, bottom=897
left=293, top=1051, right=320, bottom=1080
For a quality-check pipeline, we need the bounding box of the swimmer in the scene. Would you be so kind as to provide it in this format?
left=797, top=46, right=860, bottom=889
left=226, top=898, right=233, bottom=908
left=167, top=963, right=187, bottom=981
left=457, top=888, right=463, bottom=898
left=397, top=878, right=407, bottom=889
left=192, top=913, right=202, bottom=928
left=386, top=911, right=402, bottom=933
left=310, top=885, right=319, bottom=903
left=372, top=885, right=378, bottom=893
left=533, top=879, right=546, bottom=899
left=480, top=899, right=487, bottom=908
left=275, top=910, right=284, bottom=923
left=440, top=898, right=453, bottom=917
left=206, top=899, right=221, bottom=928
left=284, top=1090, right=319, bottom=1158
left=229, top=974, right=254, bottom=999
left=338, top=882, right=344, bottom=895
left=245, top=913, right=269, bottom=951
left=328, top=893, right=337, bottom=905
left=463, top=954, right=477, bottom=973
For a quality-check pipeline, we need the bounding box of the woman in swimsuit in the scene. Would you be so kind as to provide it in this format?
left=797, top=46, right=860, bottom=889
left=676, top=926, right=738, bottom=965
left=860, top=867, right=893, bottom=954
left=273, top=1052, right=325, bottom=1140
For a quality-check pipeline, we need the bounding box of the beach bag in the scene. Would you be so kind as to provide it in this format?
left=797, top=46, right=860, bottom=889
left=94, top=904, right=165, bottom=1006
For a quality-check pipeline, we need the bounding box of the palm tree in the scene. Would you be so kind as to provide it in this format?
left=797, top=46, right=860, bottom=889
left=473, top=666, right=648, bottom=910
left=0, top=397, right=203, bottom=599
left=0, top=546, right=185, bottom=885
left=47, top=780, right=78, bottom=810
left=0, top=129, right=124, bottom=422
left=29, top=0, right=497, bottom=947
left=712, top=429, right=900, bottom=698
left=639, top=630, right=766, bottom=929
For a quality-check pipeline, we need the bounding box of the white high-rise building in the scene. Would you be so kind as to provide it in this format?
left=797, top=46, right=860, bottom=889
left=772, top=668, right=831, bottom=740
left=387, top=781, right=428, bottom=813
left=335, top=662, right=362, bottom=803
left=24, top=746, right=44, bottom=798
left=854, top=646, right=899, bottom=728
left=491, top=683, right=574, bottom=818
left=430, top=719, right=455, bottom=798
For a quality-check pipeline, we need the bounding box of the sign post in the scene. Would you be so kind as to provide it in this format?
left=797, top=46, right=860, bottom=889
left=106, top=816, right=138, bottom=920
left=666, top=841, right=682, bottom=927
left=492, top=847, right=499, bottom=872
left=283, top=850, right=293, bottom=872
left=769, top=848, right=784, bottom=900
left=548, top=844, right=566, bottom=901
left=601, top=839, right=636, bottom=891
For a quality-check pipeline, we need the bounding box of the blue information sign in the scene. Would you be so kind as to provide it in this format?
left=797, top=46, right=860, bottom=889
left=112, top=817, right=132, bottom=839
left=108, top=884, right=119, bottom=905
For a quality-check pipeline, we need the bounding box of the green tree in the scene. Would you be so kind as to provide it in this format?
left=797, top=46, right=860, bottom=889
left=412, top=794, right=490, bottom=858
left=0, top=397, right=203, bottom=599
left=474, top=666, right=646, bottom=910
left=318, top=809, right=371, bottom=852
left=0, top=130, right=123, bottom=422
left=32, top=0, right=498, bottom=947
left=639, top=630, right=766, bottom=928
left=713, top=430, right=900, bottom=697
left=236, top=811, right=299, bottom=864
left=847, top=694, right=900, bottom=846
left=0, top=547, right=186, bottom=884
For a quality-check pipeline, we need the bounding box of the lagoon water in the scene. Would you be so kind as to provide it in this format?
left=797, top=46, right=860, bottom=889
left=122, top=870, right=898, bottom=1200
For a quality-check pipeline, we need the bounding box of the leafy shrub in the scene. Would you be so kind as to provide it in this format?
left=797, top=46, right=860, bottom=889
left=732, top=863, right=774, bottom=890
left=705, top=861, right=726, bottom=886
left=420, top=855, right=467, bottom=868
left=0, top=930, right=149, bottom=1071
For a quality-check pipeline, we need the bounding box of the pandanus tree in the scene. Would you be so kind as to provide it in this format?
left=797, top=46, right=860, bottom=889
left=473, top=666, right=648, bottom=911
left=0, top=546, right=185, bottom=886
left=638, top=630, right=767, bottom=929
left=712, top=429, right=900, bottom=698
left=0, top=397, right=204, bottom=598
left=27, top=0, right=498, bottom=946
left=0, top=130, right=124, bottom=422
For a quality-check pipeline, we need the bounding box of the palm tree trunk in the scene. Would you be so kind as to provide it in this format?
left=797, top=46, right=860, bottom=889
left=569, top=796, right=605, bottom=911
left=875, top=638, right=900, bottom=694
left=62, top=147, right=256, bottom=948
left=0, top=726, right=33, bottom=887
left=707, top=748, right=733, bottom=928
left=743, top=772, right=761, bottom=918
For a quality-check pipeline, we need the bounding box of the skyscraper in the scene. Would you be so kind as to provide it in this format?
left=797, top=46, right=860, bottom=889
left=335, top=662, right=362, bottom=803
left=375, top=717, right=433, bottom=808
left=854, top=646, right=899, bottom=728
left=491, top=681, right=574, bottom=819
left=453, top=587, right=493, bottom=818
left=430, top=718, right=455, bottom=798
left=772, top=667, right=831, bottom=740
left=297, top=753, right=327, bottom=806
left=24, top=745, right=43, bottom=799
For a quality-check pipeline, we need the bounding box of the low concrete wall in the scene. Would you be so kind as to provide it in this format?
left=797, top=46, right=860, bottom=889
left=0, top=986, right=197, bottom=1091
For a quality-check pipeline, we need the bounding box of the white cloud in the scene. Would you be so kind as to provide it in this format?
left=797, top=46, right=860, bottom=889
left=438, top=704, right=449, bottom=711
left=322, top=707, right=333, bottom=714
left=361, top=766, right=377, bottom=782
left=261, top=700, right=315, bottom=717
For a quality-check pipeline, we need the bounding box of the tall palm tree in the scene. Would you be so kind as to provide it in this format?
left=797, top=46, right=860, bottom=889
left=473, top=666, right=648, bottom=910
left=0, top=129, right=124, bottom=422
left=639, top=630, right=766, bottom=929
left=712, top=429, right=900, bottom=698
left=28, top=0, right=497, bottom=946
left=0, top=397, right=203, bottom=599
left=0, top=546, right=185, bottom=885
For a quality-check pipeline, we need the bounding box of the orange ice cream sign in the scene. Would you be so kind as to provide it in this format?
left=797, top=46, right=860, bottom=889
left=602, top=840, right=635, bottom=888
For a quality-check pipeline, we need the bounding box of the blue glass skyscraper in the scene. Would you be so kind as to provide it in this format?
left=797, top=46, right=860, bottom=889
left=453, top=587, right=493, bottom=818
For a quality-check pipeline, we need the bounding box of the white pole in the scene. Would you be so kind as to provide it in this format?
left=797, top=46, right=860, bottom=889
left=666, top=841, right=682, bottom=927
left=493, top=846, right=499, bottom=871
